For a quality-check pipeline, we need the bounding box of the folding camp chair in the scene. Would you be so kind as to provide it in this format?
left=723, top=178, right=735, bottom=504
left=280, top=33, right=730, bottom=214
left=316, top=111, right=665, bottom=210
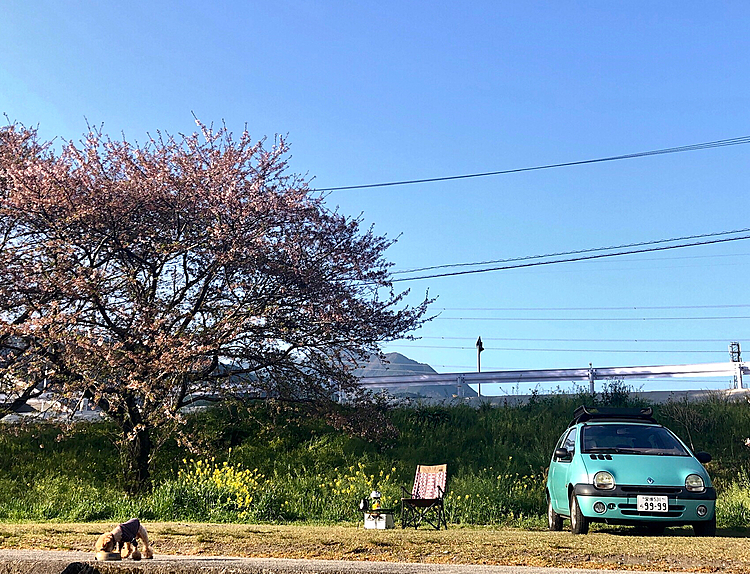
left=400, top=464, right=447, bottom=529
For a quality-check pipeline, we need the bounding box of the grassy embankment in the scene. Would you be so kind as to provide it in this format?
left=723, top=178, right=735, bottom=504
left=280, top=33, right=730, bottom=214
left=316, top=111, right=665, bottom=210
left=2, top=388, right=750, bottom=529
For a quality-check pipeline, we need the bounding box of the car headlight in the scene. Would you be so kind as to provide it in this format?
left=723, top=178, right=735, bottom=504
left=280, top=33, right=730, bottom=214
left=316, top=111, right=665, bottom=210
left=593, top=471, right=615, bottom=490
left=686, top=474, right=705, bottom=492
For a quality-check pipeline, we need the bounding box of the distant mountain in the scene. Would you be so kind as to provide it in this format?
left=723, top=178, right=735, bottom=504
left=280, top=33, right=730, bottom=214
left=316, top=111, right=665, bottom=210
left=355, top=352, right=437, bottom=377
left=355, top=352, right=477, bottom=399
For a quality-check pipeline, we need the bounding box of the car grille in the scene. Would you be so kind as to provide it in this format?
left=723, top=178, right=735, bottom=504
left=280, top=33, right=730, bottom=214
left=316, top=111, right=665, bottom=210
left=620, top=486, right=682, bottom=495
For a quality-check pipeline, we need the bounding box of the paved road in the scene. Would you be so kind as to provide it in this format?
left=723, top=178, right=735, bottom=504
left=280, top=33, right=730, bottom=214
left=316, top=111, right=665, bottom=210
left=0, top=550, right=676, bottom=574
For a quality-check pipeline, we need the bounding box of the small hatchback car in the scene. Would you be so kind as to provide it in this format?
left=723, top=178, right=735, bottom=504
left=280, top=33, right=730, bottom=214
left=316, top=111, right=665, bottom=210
left=546, top=406, right=715, bottom=535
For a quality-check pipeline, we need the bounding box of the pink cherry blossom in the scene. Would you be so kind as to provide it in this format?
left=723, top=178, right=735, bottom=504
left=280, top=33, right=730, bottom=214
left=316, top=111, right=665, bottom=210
left=0, top=121, right=431, bottom=493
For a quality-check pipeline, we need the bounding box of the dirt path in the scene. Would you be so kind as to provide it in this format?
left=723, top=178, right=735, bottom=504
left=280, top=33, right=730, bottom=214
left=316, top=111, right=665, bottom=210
left=1, top=522, right=748, bottom=573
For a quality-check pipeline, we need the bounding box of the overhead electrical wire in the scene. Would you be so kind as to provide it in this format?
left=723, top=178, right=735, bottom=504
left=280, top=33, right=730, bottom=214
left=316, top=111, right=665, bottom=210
left=582, top=252, right=750, bottom=264
left=435, top=316, right=750, bottom=321
left=416, top=336, right=747, bottom=343
left=432, top=304, right=750, bottom=311
left=324, top=136, right=750, bottom=367
left=394, top=228, right=750, bottom=275
left=387, top=344, right=721, bottom=353
left=391, top=233, right=750, bottom=282
left=312, top=135, right=750, bottom=192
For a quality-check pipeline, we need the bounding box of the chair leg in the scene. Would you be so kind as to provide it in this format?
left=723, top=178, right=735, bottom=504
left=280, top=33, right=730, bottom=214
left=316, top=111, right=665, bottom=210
left=402, top=503, right=416, bottom=529
left=417, top=505, right=440, bottom=530
left=402, top=502, right=448, bottom=530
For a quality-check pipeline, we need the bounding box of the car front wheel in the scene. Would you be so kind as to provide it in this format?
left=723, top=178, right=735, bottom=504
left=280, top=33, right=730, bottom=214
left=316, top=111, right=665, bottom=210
left=693, top=515, right=716, bottom=537
left=570, top=494, right=589, bottom=535
left=548, top=497, right=563, bottom=531
left=642, top=524, right=666, bottom=535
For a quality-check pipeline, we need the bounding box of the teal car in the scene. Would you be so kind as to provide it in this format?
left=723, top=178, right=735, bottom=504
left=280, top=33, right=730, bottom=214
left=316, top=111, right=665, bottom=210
left=546, top=406, right=715, bottom=536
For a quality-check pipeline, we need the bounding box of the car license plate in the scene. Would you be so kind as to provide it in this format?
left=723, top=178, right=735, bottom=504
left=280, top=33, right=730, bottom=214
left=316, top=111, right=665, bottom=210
left=637, top=495, right=669, bottom=512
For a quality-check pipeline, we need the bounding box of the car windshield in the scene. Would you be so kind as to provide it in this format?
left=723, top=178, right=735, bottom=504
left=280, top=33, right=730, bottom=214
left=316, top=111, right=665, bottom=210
left=581, top=423, right=690, bottom=456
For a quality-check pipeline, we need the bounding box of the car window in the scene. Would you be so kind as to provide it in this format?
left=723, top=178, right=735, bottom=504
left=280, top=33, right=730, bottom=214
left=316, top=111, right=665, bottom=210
left=581, top=424, right=690, bottom=456
left=562, top=427, right=577, bottom=455
left=555, top=431, right=567, bottom=449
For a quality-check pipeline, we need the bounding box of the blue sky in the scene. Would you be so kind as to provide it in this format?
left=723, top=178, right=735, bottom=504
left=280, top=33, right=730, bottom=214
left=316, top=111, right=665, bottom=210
left=2, top=1, right=749, bottom=393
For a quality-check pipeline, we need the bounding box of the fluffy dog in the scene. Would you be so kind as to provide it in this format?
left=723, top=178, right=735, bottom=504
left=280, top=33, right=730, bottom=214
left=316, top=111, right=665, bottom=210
left=95, top=518, right=153, bottom=560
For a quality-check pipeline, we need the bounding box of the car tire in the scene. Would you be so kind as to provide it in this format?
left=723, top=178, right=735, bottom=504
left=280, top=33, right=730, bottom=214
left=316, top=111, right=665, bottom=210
left=570, top=494, right=589, bottom=535
left=642, top=524, right=666, bottom=535
left=548, top=497, right=563, bottom=531
left=693, top=515, right=716, bottom=537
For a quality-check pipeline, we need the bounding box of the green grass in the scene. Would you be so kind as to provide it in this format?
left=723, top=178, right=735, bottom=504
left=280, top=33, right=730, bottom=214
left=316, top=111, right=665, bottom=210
left=2, top=389, right=750, bottom=527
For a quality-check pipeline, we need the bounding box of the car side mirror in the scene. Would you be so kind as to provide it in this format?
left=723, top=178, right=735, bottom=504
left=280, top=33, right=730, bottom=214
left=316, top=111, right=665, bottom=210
left=695, top=451, right=712, bottom=464
left=555, top=447, right=570, bottom=460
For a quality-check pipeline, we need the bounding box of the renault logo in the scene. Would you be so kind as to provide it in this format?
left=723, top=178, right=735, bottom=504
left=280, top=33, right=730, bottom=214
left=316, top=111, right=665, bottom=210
left=647, top=477, right=655, bottom=484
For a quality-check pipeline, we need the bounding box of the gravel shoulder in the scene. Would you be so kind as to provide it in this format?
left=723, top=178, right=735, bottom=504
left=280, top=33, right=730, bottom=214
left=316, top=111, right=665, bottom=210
left=0, top=550, right=678, bottom=574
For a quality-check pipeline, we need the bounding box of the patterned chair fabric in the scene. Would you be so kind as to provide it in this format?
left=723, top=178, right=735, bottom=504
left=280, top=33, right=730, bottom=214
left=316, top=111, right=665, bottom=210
left=401, top=464, right=447, bottom=529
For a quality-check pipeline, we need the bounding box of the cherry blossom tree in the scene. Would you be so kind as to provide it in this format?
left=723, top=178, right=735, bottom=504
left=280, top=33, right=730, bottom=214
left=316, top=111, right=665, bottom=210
left=0, top=125, right=56, bottom=419
left=0, top=121, right=430, bottom=493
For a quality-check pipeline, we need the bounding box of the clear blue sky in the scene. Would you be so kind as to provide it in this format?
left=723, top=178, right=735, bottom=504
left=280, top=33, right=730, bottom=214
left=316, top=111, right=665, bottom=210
left=3, top=1, right=749, bottom=393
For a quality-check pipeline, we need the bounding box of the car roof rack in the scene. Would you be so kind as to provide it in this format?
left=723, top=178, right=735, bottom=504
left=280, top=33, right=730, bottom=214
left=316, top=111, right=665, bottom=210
left=569, top=405, right=657, bottom=427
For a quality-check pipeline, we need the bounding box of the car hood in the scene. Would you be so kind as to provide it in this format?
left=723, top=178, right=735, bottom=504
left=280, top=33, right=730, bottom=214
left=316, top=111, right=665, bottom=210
left=581, top=454, right=710, bottom=487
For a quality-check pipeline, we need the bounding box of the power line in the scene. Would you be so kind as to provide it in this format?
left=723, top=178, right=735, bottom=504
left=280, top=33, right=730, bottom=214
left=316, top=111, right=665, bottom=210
left=387, top=344, right=722, bottom=353
left=483, top=257, right=750, bottom=277
left=312, top=135, right=750, bottom=192
left=416, top=336, right=748, bottom=343
left=391, top=234, right=750, bottom=282
left=591, top=252, right=750, bottom=263
left=435, top=316, right=750, bottom=321
left=433, top=304, right=750, bottom=311
left=395, top=228, right=750, bottom=275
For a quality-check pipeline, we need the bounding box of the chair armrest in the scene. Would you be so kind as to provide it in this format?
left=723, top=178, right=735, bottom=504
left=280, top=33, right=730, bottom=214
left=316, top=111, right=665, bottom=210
left=400, top=485, right=412, bottom=498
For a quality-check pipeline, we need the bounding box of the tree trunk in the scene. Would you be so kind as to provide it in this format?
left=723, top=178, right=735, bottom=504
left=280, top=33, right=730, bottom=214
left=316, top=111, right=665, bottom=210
left=122, top=423, right=152, bottom=495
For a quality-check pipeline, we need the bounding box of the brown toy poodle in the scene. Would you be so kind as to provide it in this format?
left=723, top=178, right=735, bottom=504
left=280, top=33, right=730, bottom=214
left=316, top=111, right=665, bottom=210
left=94, top=518, right=153, bottom=560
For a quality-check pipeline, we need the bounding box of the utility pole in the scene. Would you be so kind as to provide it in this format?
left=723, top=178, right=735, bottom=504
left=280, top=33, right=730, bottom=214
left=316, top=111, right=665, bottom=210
left=476, top=336, right=484, bottom=397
